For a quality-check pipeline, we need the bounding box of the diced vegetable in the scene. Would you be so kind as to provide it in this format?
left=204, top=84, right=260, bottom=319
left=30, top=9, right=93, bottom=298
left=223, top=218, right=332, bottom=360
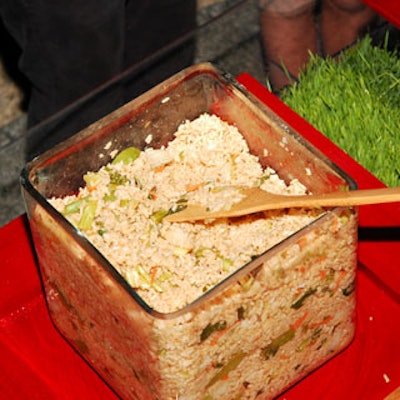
left=63, top=198, right=85, bottom=215
left=186, top=182, right=205, bottom=192
left=237, top=306, right=246, bottom=320
left=78, top=200, right=98, bottom=230
left=128, top=265, right=163, bottom=292
left=148, top=187, right=157, bottom=200
left=261, top=328, right=295, bottom=360
left=168, top=203, right=188, bottom=216
left=290, top=311, right=309, bottom=329
left=103, top=190, right=117, bottom=202
left=238, top=274, right=255, bottom=291
left=296, top=327, right=323, bottom=352
left=206, top=351, right=247, bottom=388
left=108, top=171, right=129, bottom=186
left=342, top=280, right=356, bottom=296
left=83, top=171, right=102, bottom=189
left=201, top=321, right=227, bottom=342
left=111, top=146, right=141, bottom=165
left=150, top=209, right=169, bottom=224
left=308, top=315, right=333, bottom=328
left=119, top=199, right=138, bottom=209
left=290, top=287, right=317, bottom=309
left=221, top=257, right=233, bottom=272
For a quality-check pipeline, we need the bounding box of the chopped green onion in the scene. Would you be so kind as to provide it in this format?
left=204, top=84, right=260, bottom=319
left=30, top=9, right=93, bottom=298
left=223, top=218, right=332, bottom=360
left=63, top=198, right=85, bottom=215
left=195, top=247, right=208, bottom=258
left=222, top=257, right=233, bottom=272
left=150, top=209, right=169, bottom=224
left=83, top=172, right=102, bottom=188
left=296, top=328, right=323, bottom=352
left=261, top=328, right=295, bottom=360
left=200, top=321, right=227, bottom=342
left=78, top=200, right=98, bottom=230
left=206, top=352, right=247, bottom=388
left=129, top=265, right=163, bottom=292
left=119, top=199, right=138, bottom=208
left=103, top=190, right=117, bottom=202
left=342, top=280, right=356, bottom=296
left=112, top=146, right=141, bottom=165
left=291, top=287, right=317, bottom=309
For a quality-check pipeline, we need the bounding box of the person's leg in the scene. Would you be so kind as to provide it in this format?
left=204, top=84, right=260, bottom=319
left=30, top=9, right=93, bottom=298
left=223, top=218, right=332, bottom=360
left=320, top=0, right=377, bottom=56
left=26, top=1, right=126, bottom=126
left=260, top=0, right=318, bottom=92
left=123, top=0, right=197, bottom=102
left=1, top=0, right=126, bottom=156
left=0, top=0, right=196, bottom=157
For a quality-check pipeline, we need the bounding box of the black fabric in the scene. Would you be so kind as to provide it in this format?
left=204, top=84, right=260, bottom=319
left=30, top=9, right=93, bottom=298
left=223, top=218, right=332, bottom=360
left=0, top=0, right=196, bottom=158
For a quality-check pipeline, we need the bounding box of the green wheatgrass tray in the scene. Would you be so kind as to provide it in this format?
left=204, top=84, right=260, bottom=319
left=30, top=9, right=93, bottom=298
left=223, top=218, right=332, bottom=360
left=280, top=35, right=400, bottom=187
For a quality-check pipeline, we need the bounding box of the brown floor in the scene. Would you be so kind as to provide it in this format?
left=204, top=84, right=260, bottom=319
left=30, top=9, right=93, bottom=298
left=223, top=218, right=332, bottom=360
left=0, top=57, right=24, bottom=129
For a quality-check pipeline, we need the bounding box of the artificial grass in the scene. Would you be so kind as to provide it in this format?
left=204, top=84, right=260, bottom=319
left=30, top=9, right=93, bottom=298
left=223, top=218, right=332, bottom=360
left=280, top=35, right=400, bottom=187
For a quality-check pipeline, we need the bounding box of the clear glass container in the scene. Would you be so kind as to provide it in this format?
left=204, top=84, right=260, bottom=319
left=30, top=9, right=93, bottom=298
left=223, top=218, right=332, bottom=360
left=21, top=63, right=358, bottom=400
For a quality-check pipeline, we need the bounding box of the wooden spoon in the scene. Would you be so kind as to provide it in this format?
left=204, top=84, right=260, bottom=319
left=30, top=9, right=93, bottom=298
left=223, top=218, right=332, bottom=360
left=385, top=386, right=400, bottom=400
left=164, top=186, right=400, bottom=222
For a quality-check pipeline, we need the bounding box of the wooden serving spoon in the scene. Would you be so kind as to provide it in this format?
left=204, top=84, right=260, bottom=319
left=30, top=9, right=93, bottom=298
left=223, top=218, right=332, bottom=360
left=164, top=186, right=400, bottom=222
left=385, top=386, right=400, bottom=400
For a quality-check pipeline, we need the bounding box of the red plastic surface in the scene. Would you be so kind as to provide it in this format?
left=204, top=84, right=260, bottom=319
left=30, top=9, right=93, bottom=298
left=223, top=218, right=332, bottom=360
left=362, top=0, right=400, bottom=29
left=1, top=75, right=399, bottom=399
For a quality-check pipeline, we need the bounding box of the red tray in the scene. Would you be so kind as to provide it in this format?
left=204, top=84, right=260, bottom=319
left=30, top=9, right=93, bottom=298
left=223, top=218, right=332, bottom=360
left=362, top=0, right=400, bottom=29
left=1, top=75, right=399, bottom=399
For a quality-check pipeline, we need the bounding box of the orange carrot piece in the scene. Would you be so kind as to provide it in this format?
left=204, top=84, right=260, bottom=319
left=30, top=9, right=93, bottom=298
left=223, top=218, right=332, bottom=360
left=154, top=166, right=165, bottom=173
left=185, top=182, right=205, bottom=192
left=148, top=187, right=157, bottom=200
left=319, top=270, right=327, bottom=281
left=291, top=311, right=309, bottom=330
left=332, top=219, right=340, bottom=233
left=334, top=270, right=347, bottom=291
left=154, top=164, right=168, bottom=173
left=316, top=254, right=328, bottom=263
left=150, top=266, right=159, bottom=284
left=308, top=316, right=333, bottom=328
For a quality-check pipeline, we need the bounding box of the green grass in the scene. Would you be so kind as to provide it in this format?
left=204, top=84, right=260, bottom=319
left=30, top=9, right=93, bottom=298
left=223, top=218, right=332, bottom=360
left=280, top=35, right=400, bottom=187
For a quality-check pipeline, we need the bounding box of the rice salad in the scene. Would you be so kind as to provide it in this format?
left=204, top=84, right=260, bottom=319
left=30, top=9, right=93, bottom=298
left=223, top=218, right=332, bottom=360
left=35, top=112, right=358, bottom=400
left=25, top=63, right=359, bottom=400
left=49, top=114, right=321, bottom=313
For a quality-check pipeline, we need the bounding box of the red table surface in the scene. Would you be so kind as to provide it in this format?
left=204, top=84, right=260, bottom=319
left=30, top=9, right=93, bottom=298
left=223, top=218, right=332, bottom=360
left=1, top=75, right=399, bottom=400
left=362, top=0, right=400, bottom=29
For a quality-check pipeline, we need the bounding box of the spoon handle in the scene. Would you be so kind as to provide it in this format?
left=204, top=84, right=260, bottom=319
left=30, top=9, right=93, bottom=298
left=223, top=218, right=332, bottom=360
left=221, top=187, right=400, bottom=219
left=263, top=187, right=400, bottom=209
left=165, top=187, right=400, bottom=222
